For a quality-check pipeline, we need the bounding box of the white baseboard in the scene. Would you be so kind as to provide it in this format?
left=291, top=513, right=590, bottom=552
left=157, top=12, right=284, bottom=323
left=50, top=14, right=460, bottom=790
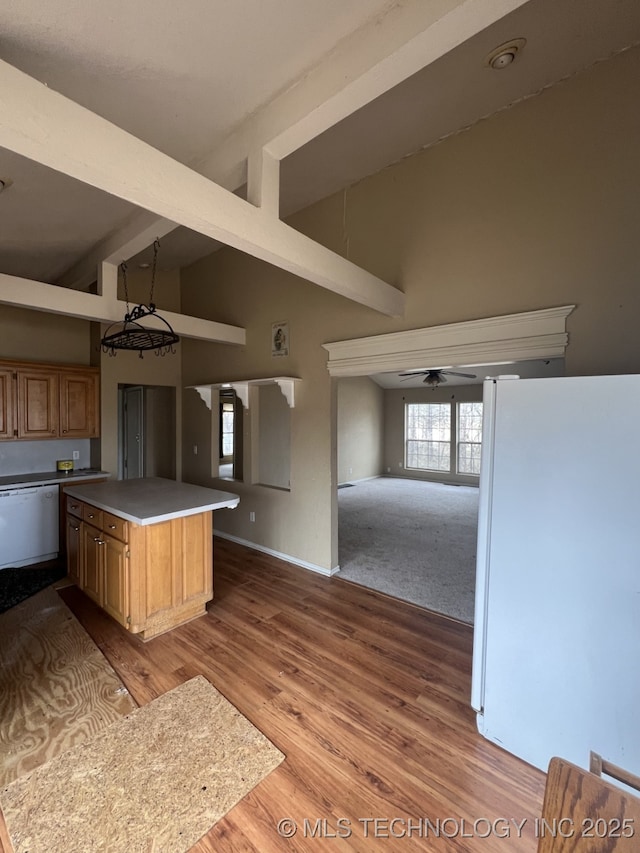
left=214, top=530, right=340, bottom=577
left=338, top=474, right=381, bottom=486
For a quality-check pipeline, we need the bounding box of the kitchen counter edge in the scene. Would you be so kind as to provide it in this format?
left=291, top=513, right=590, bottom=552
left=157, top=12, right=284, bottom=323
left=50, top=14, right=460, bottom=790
left=0, top=471, right=111, bottom=490
left=63, top=478, right=240, bottom=526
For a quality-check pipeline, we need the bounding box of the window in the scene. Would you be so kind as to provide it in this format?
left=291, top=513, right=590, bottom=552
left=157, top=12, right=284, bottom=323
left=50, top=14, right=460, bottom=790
left=457, top=402, right=483, bottom=475
left=220, top=401, right=234, bottom=458
left=405, top=401, right=483, bottom=475
left=405, top=403, right=451, bottom=471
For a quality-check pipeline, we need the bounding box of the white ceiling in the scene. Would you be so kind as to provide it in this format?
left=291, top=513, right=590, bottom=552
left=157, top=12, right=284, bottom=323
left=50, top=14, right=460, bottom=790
left=1, top=0, right=640, bottom=284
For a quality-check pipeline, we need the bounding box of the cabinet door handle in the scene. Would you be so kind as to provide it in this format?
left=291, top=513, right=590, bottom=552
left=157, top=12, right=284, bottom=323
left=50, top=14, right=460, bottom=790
left=62, top=429, right=67, bottom=434
left=71, top=525, right=80, bottom=531
left=88, top=513, right=95, bottom=518
left=93, top=537, right=105, bottom=545
left=108, top=524, right=117, bottom=530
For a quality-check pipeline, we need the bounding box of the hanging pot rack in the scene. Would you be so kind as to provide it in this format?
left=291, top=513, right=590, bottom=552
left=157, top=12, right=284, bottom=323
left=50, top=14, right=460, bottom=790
left=100, top=239, right=179, bottom=358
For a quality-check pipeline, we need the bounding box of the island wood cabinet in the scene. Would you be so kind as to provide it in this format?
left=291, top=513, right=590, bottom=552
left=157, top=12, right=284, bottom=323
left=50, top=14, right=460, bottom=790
left=0, top=358, right=99, bottom=440
left=60, top=478, right=108, bottom=560
left=67, top=496, right=213, bottom=640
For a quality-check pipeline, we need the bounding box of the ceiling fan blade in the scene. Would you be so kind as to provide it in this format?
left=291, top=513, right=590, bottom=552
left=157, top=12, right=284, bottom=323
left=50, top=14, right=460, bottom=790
left=441, top=370, right=477, bottom=379
left=398, top=370, right=429, bottom=377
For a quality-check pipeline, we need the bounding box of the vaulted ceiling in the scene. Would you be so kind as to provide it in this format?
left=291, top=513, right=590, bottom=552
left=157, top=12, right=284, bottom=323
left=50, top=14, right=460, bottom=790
left=1, top=0, right=639, bottom=334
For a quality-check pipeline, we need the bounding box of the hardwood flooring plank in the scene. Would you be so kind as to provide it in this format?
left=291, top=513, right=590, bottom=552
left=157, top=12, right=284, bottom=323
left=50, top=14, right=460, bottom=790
left=50, top=538, right=545, bottom=851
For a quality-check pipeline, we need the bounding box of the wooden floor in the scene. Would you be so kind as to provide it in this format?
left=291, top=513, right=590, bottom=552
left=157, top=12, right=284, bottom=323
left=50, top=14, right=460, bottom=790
left=1, top=538, right=545, bottom=851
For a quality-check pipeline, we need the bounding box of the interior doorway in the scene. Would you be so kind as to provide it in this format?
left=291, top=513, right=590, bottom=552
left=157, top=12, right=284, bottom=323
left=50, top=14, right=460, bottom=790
left=335, top=358, right=566, bottom=622
left=118, top=384, right=176, bottom=480
left=218, top=389, right=243, bottom=481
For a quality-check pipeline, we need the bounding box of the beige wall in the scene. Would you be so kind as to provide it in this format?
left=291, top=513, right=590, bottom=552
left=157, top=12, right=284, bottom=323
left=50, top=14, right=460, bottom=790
left=181, top=45, right=640, bottom=571
left=337, top=377, right=384, bottom=483
left=256, top=383, right=291, bottom=489
left=144, top=386, right=176, bottom=479
left=0, top=304, right=91, bottom=364
left=384, top=384, right=483, bottom=485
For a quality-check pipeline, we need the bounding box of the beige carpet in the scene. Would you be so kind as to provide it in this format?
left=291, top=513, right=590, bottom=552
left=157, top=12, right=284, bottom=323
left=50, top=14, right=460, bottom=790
left=1, top=675, right=285, bottom=853
left=338, top=477, right=479, bottom=623
left=0, top=585, right=136, bottom=788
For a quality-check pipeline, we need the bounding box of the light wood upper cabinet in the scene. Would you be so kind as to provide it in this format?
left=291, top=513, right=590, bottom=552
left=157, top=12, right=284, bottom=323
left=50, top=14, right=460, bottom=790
left=59, top=371, right=99, bottom=438
left=0, top=368, right=15, bottom=440
left=17, top=370, right=59, bottom=439
left=0, top=359, right=100, bottom=441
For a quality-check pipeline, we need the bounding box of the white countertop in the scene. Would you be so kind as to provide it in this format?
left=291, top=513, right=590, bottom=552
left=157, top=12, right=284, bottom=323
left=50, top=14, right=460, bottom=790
left=0, top=470, right=110, bottom=490
left=64, top=477, right=240, bottom=525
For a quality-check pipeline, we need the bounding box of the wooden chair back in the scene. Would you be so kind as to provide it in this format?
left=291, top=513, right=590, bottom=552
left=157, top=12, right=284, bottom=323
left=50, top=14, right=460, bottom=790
left=537, top=756, right=640, bottom=852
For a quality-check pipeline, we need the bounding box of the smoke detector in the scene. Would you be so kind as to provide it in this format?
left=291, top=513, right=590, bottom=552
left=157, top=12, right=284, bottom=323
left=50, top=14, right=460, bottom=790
left=484, top=38, right=526, bottom=70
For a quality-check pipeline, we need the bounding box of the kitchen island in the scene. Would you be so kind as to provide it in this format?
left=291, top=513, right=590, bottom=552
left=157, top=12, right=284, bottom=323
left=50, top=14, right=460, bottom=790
left=64, top=478, right=239, bottom=640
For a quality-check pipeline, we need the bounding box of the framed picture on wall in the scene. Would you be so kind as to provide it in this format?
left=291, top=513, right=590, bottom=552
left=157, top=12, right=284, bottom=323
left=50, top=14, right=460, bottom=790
left=271, top=322, right=289, bottom=357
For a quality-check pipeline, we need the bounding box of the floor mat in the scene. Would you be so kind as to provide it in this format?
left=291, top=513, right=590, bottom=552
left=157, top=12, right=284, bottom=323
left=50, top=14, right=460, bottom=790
left=0, top=563, right=66, bottom=614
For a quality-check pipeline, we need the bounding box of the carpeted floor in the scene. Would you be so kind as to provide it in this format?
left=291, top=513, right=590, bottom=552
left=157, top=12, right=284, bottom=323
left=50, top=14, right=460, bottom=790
left=0, top=561, right=67, bottom=614
left=338, top=477, right=479, bottom=623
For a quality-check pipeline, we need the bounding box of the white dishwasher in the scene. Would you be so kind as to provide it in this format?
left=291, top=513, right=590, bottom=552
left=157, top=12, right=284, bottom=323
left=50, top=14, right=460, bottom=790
left=0, top=484, right=59, bottom=569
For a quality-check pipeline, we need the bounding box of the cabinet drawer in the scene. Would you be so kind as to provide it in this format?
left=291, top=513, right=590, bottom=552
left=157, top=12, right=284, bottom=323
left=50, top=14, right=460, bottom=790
left=82, top=504, right=103, bottom=527
left=67, top=496, right=84, bottom=518
left=102, top=511, right=128, bottom=543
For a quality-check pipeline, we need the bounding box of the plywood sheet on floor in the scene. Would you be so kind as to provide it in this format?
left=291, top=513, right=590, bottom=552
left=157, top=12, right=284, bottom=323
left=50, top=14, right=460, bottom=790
left=0, top=586, right=136, bottom=787
left=1, top=675, right=285, bottom=853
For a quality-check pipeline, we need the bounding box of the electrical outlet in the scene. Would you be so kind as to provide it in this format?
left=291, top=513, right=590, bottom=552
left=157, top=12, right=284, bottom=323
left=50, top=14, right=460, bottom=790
left=72, top=450, right=80, bottom=460
left=193, top=445, right=198, bottom=455
left=348, top=467, right=353, bottom=475
left=249, top=511, right=256, bottom=522
left=387, top=467, right=391, bottom=473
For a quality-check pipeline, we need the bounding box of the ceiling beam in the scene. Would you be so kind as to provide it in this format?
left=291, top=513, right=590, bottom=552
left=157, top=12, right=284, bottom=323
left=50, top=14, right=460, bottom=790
left=0, top=273, right=246, bottom=345
left=56, top=0, right=528, bottom=290
left=0, top=58, right=403, bottom=318
left=58, top=212, right=179, bottom=291
left=202, top=0, right=531, bottom=168
left=247, top=149, right=280, bottom=218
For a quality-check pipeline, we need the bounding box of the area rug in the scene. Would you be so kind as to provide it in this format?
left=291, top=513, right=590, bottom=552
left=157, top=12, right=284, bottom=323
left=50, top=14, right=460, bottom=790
left=0, top=562, right=66, bottom=614
left=0, top=586, right=136, bottom=788
left=1, top=675, right=285, bottom=853
left=338, top=477, right=479, bottom=623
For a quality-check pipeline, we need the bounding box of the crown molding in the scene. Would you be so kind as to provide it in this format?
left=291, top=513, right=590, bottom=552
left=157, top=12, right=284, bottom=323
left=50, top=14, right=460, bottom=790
left=322, top=306, right=575, bottom=376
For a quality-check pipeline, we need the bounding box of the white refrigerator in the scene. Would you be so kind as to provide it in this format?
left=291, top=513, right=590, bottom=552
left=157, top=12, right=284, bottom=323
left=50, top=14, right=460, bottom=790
left=471, top=375, right=640, bottom=778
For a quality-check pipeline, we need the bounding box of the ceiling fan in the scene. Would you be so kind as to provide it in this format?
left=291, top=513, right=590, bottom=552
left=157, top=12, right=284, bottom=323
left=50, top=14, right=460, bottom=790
left=399, top=368, right=477, bottom=387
